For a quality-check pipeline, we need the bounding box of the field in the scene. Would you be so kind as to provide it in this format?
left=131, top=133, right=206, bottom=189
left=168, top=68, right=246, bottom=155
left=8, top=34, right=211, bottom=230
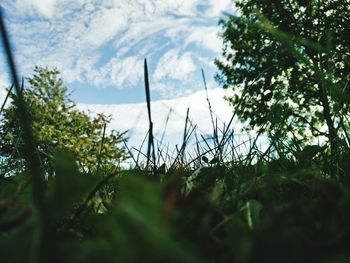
left=1, top=2, right=350, bottom=263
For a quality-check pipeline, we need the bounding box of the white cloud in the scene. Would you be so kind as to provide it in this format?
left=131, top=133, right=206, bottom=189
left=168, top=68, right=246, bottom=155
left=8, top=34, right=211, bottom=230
left=184, top=26, right=222, bottom=53
left=92, top=56, right=144, bottom=87
left=77, top=88, right=239, bottom=148
left=206, top=0, right=233, bottom=17
left=18, top=0, right=57, bottom=18
left=153, top=49, right=196, bottom=82
left=80, top=7, right=128, bottom=48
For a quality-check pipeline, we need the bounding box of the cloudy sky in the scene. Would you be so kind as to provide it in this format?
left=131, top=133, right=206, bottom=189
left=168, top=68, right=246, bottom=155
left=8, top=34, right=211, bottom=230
left=0, top=0, right=234, bottom=103
left=0, top=0, right=245, bottom=150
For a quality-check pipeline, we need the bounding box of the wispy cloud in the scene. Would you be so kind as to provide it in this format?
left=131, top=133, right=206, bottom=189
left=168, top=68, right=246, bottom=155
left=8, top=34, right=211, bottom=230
left=0, top=0, right=234, bottom=100
left=183, top=26, right=222, bottom=53
left=17, top=0, right=58, bottom=18
left=153, top=49, right=196, bottom=82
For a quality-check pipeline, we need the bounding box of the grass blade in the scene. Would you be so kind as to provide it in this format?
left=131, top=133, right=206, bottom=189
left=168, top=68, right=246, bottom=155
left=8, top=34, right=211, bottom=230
left=144, top=59, right=156, bottom=172
left=0, top=7, right=48, bottom=263
left=0, top=83, right=13, bottom=114
left=0, top=7, right=45, bottom=206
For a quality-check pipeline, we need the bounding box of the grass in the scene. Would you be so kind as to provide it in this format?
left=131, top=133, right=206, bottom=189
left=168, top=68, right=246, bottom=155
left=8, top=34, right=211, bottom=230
left=1, top=5, right=350, bottom=263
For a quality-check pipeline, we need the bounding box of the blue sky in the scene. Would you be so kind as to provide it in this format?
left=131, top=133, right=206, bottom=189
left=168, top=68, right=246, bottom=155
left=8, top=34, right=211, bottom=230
left=0, top=0, right=234, bottom=104
left=0, top=0, right=258, bottom=152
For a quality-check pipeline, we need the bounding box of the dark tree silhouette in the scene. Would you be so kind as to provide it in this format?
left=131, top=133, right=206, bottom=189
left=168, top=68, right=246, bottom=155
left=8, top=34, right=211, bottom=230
left=215, top=0, right=350, bottom=158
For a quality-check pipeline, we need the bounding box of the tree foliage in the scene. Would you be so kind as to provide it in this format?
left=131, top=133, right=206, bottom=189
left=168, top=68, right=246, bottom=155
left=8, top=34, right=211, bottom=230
left=215, top=0, right=350, bottom=149
left=0, top=67, right=127, bottom=175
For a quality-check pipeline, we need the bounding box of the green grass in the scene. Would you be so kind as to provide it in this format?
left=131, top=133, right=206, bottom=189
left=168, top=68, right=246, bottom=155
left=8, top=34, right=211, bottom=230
left=1, top=6, right=350, bottom=263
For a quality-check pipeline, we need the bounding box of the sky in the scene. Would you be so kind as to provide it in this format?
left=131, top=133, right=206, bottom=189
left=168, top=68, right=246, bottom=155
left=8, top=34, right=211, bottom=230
left=0, top=0, right=234, bottom=103
left=0, top=0, right=251, bottom=151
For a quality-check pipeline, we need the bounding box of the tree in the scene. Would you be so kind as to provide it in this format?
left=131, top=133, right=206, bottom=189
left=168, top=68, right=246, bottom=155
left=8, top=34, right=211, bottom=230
left=215, top=0, right=350, bottom=155
left=0, top=67, right=127, bottom=176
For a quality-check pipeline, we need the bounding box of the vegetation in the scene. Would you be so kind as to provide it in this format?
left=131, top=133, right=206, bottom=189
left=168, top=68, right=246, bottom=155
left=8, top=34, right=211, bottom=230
left=215, top=0, right=350, bottom=174
left=1, top=1, right=350, bottom=263
left=0, top=67, right=127, bottom=176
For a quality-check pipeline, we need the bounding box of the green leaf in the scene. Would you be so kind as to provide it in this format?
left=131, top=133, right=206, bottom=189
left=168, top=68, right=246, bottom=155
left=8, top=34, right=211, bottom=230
left=240, top=200, right=263, bottom=229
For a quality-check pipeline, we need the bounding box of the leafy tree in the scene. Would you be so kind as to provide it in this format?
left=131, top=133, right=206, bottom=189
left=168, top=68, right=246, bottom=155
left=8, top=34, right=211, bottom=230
left=215, top=0, right=350, bottom=155
left=0, top=66, right=127, bottom=176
